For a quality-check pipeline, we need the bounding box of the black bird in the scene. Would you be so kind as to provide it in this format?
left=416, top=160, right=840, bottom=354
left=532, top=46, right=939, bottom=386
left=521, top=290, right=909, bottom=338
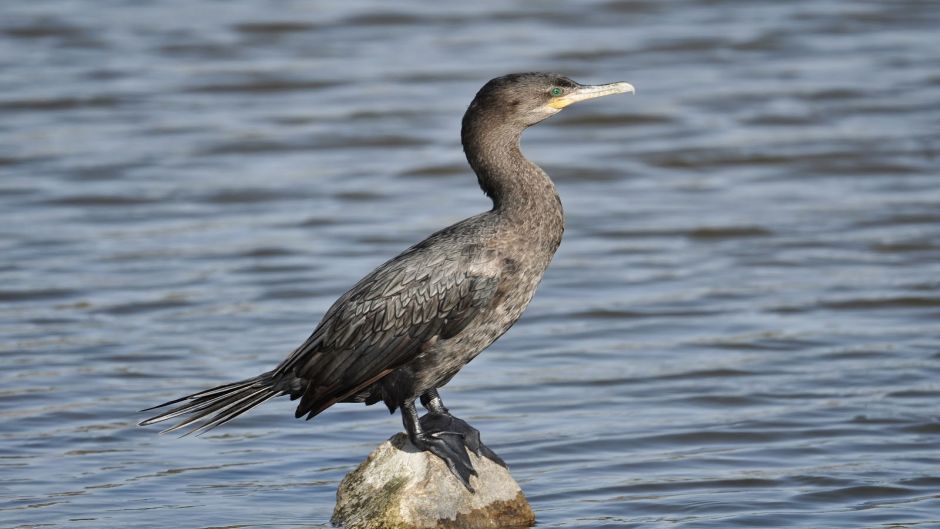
left=140, top=73, right=634, bottom=490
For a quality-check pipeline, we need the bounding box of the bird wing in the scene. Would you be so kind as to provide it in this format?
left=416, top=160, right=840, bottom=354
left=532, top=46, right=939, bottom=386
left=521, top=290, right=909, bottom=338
left=274, top=238, right=500, bottom=419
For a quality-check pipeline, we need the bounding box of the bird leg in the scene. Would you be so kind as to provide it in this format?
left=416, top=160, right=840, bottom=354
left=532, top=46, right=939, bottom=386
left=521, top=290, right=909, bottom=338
left=419, top=387, right=449, bottom=414
left=401, top=399, right=477, bottom=491
left=419, top=389, right=507, bottom=468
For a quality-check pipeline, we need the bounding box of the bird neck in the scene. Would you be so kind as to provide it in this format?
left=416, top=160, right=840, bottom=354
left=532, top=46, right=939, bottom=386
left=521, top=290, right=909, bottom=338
left=461, top=113, right=564, bottom=226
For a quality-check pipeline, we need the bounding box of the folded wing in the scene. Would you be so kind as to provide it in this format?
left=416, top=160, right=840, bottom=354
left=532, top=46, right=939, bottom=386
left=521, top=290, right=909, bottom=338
left=275, top=242, right=499, bottom=419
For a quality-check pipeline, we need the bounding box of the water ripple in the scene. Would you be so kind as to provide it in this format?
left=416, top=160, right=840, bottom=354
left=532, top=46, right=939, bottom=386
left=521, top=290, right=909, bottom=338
left=2, top=0, right=939, bottom=527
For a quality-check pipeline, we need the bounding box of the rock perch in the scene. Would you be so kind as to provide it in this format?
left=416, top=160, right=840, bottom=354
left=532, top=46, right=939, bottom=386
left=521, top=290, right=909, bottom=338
left=332, top=433, right=535, bottom=529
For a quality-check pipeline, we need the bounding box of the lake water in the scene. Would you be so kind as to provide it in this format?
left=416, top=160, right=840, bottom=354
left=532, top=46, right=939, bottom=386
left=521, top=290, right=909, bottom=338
left=2, top=1, right=939, bottom=527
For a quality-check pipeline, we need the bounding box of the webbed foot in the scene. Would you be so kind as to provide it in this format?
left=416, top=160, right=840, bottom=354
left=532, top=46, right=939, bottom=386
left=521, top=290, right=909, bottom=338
left=401, top=396, right=506, bottom=492
left=411, top=427, right=478, bottom=491
left=420, top=412, right=507, bottom=469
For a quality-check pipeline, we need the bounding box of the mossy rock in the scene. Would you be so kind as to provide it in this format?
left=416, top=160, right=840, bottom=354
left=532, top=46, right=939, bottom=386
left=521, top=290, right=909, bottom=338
left=332, top=433, right=534, bottom=529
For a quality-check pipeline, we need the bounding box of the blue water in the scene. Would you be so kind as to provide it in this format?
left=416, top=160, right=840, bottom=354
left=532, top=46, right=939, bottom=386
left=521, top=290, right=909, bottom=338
left=2, top=1, right=939, bottom=527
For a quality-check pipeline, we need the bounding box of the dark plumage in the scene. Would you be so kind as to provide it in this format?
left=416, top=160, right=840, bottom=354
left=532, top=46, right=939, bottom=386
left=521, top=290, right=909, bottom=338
left=140, top=72, right=633, bottom=490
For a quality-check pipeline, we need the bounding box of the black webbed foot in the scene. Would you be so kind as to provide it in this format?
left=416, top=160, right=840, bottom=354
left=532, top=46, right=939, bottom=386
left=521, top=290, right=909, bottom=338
left=401, top=397, right=506, bottom=492
left=420, top=412, right=507, bottom=469
left=410, top=428, right=477, bottom=491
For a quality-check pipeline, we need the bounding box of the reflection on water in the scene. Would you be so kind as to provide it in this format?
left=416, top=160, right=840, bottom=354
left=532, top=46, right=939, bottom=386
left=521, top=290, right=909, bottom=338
left=2, top=0, right=939, bottom=527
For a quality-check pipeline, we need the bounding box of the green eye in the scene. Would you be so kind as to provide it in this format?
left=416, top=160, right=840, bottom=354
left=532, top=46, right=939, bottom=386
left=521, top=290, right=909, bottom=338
left=550, top=87, right=563, bottom=96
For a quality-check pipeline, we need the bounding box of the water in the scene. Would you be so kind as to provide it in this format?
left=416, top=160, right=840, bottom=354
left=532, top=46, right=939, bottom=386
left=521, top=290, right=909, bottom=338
left=2, top=0, right=939, bottom=527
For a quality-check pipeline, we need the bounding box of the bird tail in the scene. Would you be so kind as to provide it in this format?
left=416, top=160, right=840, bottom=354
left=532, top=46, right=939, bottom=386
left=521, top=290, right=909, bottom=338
left=138, top=371, right=284, bottom=436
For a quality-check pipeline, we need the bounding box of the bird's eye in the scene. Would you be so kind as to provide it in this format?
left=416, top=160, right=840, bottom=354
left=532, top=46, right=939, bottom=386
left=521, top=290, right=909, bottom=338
left=550, top=87, right=563, bottom=96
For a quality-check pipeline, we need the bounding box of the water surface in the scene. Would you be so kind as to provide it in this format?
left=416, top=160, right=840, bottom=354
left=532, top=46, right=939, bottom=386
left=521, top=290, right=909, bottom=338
left=2, top=1, right=939, bottom=527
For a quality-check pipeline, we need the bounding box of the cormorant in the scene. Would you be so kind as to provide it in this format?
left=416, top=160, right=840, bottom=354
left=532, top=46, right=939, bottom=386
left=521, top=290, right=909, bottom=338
left=140, top=73, right=634, bottom=490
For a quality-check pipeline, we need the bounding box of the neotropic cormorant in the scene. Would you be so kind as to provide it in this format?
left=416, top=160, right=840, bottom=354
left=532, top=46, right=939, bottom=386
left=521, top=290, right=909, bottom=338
left=140, top=73, right=634, bottom=490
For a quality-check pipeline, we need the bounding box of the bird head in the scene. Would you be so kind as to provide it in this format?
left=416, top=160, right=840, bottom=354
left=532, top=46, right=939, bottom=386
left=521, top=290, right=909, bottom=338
left=466, top=72, right=635, bottom=129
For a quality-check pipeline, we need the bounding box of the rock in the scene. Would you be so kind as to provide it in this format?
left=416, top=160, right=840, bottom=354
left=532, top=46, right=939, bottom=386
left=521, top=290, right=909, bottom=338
left=332, top=433, right=535, bottom=529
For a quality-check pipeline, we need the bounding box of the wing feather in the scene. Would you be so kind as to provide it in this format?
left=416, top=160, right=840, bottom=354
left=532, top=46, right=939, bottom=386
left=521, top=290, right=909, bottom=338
left=274, top=232, right=499, bottom=419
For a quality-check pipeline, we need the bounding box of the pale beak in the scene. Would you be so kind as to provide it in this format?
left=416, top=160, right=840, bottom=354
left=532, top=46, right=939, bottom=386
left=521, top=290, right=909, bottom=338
left=548, top=82, right=635, bottom=109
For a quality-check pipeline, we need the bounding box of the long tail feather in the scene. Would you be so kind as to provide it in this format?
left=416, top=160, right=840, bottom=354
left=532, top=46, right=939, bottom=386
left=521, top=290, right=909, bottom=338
left=138, top=372, right=284, bottom=435
left=188, top=388, right=281, bottom=436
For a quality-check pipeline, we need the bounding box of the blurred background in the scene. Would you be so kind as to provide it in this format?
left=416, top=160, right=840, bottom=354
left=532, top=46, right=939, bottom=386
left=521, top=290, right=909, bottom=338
left=2, top=0, right=939, bottom=527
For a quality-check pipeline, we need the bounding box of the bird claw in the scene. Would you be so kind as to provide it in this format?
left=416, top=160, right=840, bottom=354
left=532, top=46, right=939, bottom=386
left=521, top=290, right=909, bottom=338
left=412, top=430, right=477, bottom=491
left=419, top=412, right=507, bottom=470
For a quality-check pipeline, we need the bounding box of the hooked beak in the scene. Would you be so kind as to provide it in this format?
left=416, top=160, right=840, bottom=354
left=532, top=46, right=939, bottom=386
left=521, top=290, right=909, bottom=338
left=548, top=81, right=635, bottom=109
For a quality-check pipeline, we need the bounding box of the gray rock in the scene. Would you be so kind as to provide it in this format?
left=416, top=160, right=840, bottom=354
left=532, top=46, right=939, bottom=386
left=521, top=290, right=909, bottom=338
left=332, top=433, right=535, bottom=529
